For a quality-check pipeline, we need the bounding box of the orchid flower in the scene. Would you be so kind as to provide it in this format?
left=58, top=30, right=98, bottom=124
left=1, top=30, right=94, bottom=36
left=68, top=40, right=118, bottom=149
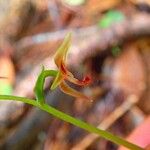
left=50, top=33, right=91, bottom=100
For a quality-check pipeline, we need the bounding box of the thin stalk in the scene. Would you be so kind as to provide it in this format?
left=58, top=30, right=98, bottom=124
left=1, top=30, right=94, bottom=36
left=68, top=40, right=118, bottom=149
left=0, top=95, right=143, bottom=150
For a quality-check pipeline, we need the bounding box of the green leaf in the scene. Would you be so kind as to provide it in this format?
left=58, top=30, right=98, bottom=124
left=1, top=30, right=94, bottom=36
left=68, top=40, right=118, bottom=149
left=98, top=10, right=125, bottom=28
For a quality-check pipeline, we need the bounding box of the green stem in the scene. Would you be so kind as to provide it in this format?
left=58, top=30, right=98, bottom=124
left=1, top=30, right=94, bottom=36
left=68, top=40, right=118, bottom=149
left=34, top=69, right=58, bottom=105
left=0, top=95, right=143, bottom=150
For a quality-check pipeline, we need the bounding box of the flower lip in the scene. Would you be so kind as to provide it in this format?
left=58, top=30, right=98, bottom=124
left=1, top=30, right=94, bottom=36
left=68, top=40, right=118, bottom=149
left=80, top=76, right=91, bottom=85
left=60, top=61, right=67, bottom=75
left=60, top=61, right=91, bottom=86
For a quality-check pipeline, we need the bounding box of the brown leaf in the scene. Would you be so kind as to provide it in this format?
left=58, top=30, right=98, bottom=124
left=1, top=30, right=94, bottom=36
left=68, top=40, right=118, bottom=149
left=111, top=44, right=146, bottom=98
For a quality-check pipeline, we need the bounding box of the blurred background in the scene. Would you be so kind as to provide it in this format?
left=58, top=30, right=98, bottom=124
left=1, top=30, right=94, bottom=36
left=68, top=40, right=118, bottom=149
left=0, top=0, right=150, bottom=150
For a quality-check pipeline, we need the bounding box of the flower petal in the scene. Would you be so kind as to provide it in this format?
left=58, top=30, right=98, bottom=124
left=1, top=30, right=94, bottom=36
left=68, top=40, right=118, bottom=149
left=67, top=75, right=91, bottom=86
left=60, top=61, right=73, bottom=76
left=51, top=33, right=72, bottom=90
left=59, top=81, right=91, bottom=100
left=54, top=33, right=71, bottom=67
left=60, top=62, right=91, bottom=86
left=50, top=71, right=64, bottom=90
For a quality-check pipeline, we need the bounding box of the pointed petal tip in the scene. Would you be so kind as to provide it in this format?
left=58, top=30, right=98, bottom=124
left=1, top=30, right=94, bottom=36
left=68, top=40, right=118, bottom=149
left=50, top=84, right=55, bottom=90
left=54, top=32, right=72, bottom=67
left=59, top=81, right=92, bottom=102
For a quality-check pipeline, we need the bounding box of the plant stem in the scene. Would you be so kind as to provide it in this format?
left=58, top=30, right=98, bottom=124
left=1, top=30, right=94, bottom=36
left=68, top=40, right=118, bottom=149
left=0, top=95, right=143, bottom=150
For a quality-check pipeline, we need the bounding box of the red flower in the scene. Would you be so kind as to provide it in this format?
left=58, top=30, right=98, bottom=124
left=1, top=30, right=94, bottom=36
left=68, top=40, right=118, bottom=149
left=50, top=33, right=91, bottom=101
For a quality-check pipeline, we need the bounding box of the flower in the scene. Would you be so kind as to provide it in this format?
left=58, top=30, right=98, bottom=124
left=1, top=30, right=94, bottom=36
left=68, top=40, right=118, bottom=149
left=50, top=33, right=91, bottom=101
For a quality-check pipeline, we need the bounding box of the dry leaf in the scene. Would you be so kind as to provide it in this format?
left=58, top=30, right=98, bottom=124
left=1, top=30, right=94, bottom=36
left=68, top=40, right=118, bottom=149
left=111, top=45, right=146, bottom=97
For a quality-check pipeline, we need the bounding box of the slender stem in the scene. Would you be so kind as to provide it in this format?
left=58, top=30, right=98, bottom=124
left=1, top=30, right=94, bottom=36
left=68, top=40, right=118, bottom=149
left=0, top=95, right=143, bottom=150
left=34, top=69, right=58, bottom=105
